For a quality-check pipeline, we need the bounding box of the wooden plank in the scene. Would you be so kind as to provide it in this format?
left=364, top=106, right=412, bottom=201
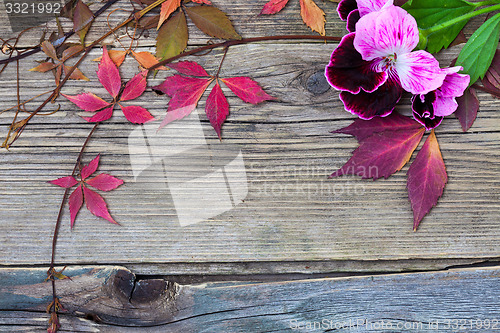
left=2, top=266, right=500, bottom=331
left=0, top=42, right=499, bottom=268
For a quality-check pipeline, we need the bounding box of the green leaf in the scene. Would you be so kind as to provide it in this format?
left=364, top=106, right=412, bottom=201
left=456, top=12, right=500, bottom=86
left=185, top=5, right=241, bottom=40
left=156, top=11, right=188, bottom=62
left=403, top=0, right=476, bottom=53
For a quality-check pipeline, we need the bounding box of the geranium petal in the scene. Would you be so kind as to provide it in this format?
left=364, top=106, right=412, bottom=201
left=413, top=112, right=443, bottom=130
left=433, top=96, right=458, bottom=117
left=337, top=0, right=357, bottom=21
left=396, top=50, right=446, bottom=94
left=438, top=67, right=470, bottom=98
left=339, top=79, right=402, bottom=119
left=325, top=33, right=387, bottom=94
left=82, top=106, right=114, bottom=123
left=354, top=5, right=419, bottom=61
left=356, top=0, right=393, bottom=17
left=411, top=92, right=443, bottom=130
left=346, top=9, right=360, bottom=33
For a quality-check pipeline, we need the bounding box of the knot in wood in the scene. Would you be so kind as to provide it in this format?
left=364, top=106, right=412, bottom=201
left=306, top=71, right=330, bottom=95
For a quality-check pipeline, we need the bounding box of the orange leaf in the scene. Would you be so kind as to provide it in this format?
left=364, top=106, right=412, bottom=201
left=131, top=51, right=168, bottom=70
left=64, top=65, right=90, bottom=81
left=299, top=0, right=325, bottom=36
left=29, top=62, right=57, bottom=73
left=93, top=50, right=128, bottom=67
left=157, top=0, right=181, bottom=30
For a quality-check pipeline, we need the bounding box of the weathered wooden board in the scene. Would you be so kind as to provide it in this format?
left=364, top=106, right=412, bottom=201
left=0, top=0, right=499, bottom=272
left=2, top=266, right=500, bottom=331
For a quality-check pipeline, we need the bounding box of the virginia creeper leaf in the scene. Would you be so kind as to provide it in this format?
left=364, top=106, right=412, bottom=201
left=299, top=0, right=326, bottom=36
left=131, top=51, right=168, bottom=70
left=456, top=12, right=500, bottom=86
left=330, top=127, right=425, bottom=179
left=158, top=0, right=181, bottom=30
left=29, top=62, right=57, bottom=73
left=121, top=72, right=147, bottom=101
left=49, top=176, right=78, bottom=188
left=41, top=41, right=58, bottom=61
left=185, top=6, right=241, bottom=40
left=61, top=92, right=111, bottom=112
left=73, top=0, right=94, bottom=43
left=97, top=46, right=121, bottom=98
left=63, top=65, right=90, bottom=82
left=455, top=87, right=479, bottom=132
left=407, top=130, right=447, bottom=230
left=120, top=105, right=155, bottom=124
left=81, top=154, right=100, bottom=180
left=482, top=49, right=500, bottom=96
left=167, top=61, right=210, bottom=77
left=192, top=0, right=212, bottom=4
left=69, top=185, right=84, bottom=228
left=205, top=82, right=229, bottom=139
left=61, top=45, right=84, bottom=61
left=260, top=0, right=290, bottom=15
left=156, top=11, right=188, bottom=61
left=83, top=186, right=118, bottom=225
left=86, top=173, right=124, bottom=191
left=403, top=0, right=476, bottom=53
left=221, top=77, right=275, bottom=104
left=158, top=77, right=212, bottom=129
left=333, top=112, right=422, bottom=142
left=82, top=106, right=114, bottom=122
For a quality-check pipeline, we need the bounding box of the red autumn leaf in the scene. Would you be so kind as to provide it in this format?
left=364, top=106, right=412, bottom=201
left=120, top=105, right=155, bottom=124
left=455, top=87, right=479, bottom=132
left=157, top=0, right=181, bottom=30
left=260, top=0, right=290, bottom=15
left=158, top=76, right=213, bottom=129
left=333, top=112, right=422, bottom=142
left=61, top=92, right=110, bottom=112
left=49, top=154, right=123, bottom=228
left=330, top=127, right=425, bottom=180
left=81, top=154, right=100, bottom=179
left=86, top=173, right=124, bottom=191
left=407, top=130, right=447, bottom=230
left=185, top=6, right=241, bottom=40
left=121, top=72, right=147, bottom=101
left=299, top=0, right=326, bottom=35
left=192, top=0, right=212, bottom=4
left=221, top=77, right=275, bottom=104
left=83, top=186, right=118, bottom=225
left=167, top=61, right=210, bottom=77
left=97, top=46, right=121, bottom=98
left=64, top=47, right=154, bottom=124
left=69, top=184, right=83, bottom=228
left=205, top=82, right=229, bottom=139
left=49, top=176, right=78, bottom=188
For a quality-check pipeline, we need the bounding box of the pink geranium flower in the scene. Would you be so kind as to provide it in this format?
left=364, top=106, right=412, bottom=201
left=325, top=4, right=446, bottom=119
left=337, top=0, right=393, bottom=32
left=412, top=66, right=470, bottom=130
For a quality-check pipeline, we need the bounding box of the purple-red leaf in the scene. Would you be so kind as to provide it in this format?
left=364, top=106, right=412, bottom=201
left=83, top=186, right=118, bottom=225
left=86, top=173, right=123, bottom=191
left=407, top=130, right=447, bottom=231
left=69, top=185, right=84, bottom=228
left=120, top=72, right=147, bottom=101
left=167, top=61, right=210, bottom=77
left=260, top=0, right=289, bottom=15
left=333, top=112, right=422, bottom=142
left=205, top=82, right=229, bottom=139
left=97, top=46, right=121, bottom=99
left=120, top=105, right=155, bottom=124
left=221, top=77, right=275, bottom=104
left=330, top=127, right=425, bottom=180
left=62, top=92, right=111, bottom=112
left=81, top=154, right=100, bottom=180
left=49, top=176, right=78, bottom=188
left=455, top=87, right=479, bottom=132
left=158, top=77, right=212, bottom=129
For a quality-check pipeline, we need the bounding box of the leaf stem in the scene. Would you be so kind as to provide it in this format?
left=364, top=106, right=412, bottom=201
left=214, top=47, right=229, bottom=78
left=421, top=4, right=500, bottom=36
left=475, top=0, right=500, bottom=7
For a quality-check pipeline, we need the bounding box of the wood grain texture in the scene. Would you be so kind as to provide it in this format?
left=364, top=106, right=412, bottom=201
left=0, top=0, right=499, bottom=272
left=2, top=266, right=500, bottom=331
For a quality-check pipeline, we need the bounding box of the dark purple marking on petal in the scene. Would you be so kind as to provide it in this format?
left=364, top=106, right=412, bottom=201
left=346, top=9, right=360, bottom=33
left=339, top=79, right=403, bottom=120
left=337, top=0, right=357, bottom=21
left=325, top=33, right=387, bottom=94
left=412, top=92, right=443, bottom=130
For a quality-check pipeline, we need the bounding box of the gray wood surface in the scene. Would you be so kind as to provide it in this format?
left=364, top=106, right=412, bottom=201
left=0, top=0, right=499, bottom=273
left=2, top=265, right=500, bottom=331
